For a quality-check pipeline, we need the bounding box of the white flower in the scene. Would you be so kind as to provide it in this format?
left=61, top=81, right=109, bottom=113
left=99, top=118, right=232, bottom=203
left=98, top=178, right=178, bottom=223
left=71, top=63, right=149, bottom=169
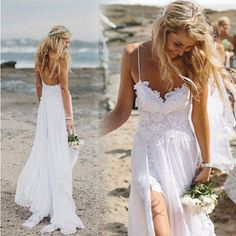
left=192, top=198, right=202, bottom=206
left=187, top=202, right=202, bottom=215
left=68, top=134, right=85, bottom=152
left=181, top=195, right=193, bottom=206
left=181, top=194, right=217, bottom=215
left=201, top=203, right=215, bottom=214
left=210, top=194, right=218, bottom=201
left=202, top=196, right=215, bottom=206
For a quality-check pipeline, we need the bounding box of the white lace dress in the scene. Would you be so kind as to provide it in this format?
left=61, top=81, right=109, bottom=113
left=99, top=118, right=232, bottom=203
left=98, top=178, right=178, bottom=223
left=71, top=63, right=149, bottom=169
left=15, top=83, right=85, bottom=234
left=128, top=45, right=218, bottom=236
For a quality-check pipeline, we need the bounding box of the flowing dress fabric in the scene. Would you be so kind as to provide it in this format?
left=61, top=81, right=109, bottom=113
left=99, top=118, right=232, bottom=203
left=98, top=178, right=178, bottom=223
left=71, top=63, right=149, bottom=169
left=15, top=83, right=84, bottom=234
left=224, top=166, right=236, bottom=203
left=207, top=83, right=235, bottom=170
left=128, top=45, right=215, bottom=236
left=207, top=80, right=236, bottom=204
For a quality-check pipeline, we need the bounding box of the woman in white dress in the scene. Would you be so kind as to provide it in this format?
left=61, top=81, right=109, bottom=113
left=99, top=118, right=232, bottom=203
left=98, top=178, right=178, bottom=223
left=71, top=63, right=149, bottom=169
left=15, top=25, right=85, bottom=234
left=100, top=1, right=234, bottom=235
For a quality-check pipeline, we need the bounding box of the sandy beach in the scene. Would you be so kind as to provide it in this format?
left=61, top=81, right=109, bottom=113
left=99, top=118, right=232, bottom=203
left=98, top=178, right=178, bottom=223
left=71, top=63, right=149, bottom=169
left=1, top=68, right=106, bottom=235
left=100, top=4, right=236, bottom=236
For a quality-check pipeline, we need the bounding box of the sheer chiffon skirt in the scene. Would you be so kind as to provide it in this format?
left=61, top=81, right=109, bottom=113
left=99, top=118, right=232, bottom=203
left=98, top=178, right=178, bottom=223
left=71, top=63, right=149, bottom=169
left=128, top=131, right=215, bottom=236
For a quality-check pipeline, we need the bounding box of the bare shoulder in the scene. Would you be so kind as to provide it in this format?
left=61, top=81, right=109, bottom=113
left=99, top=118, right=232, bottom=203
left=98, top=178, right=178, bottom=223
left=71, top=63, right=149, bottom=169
left=123, top=43, right=139, bottom=57
left=48, top=51, right=66, bottom=65
left=58, top=56, right=68, bottom=70
left=124, top=43, right=139, bottom=53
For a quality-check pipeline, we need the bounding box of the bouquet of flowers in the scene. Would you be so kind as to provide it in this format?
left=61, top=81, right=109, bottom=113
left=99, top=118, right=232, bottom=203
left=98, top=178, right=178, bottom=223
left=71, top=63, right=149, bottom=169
left=68, top=133, right=84, bottom=151
left=181, top=182, right=218, bottom=215
left=67, top=133, right=84, bottom=167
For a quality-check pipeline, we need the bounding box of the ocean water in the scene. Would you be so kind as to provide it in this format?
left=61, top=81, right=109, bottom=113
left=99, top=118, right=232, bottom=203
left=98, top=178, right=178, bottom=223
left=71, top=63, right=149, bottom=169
left=1, top=39, right=100, bottom=68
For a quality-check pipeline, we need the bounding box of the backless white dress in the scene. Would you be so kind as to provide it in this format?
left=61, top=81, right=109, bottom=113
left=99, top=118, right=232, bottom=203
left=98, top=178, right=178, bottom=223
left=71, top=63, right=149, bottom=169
left=15, top=82, right=85, bottom=234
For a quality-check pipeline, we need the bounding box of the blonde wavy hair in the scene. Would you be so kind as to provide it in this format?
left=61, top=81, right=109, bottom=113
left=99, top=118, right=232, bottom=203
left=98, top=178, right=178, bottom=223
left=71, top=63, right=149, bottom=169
left=35, top=25, right=71, bottom=79
left=152, top=0, right=230, bottom=98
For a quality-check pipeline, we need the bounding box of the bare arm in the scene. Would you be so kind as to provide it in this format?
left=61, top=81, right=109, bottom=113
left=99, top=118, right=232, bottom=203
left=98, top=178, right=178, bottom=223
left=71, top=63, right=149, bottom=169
left=59, top=58, right=74, bottom=131
left=192, top=83, right=211, bottom=183
left=35, top=69, right=42, bottom=102
left=59, top=59, right=72, bottom=117
left=99, top=46, right=135, bottom=136
left=192, top=83, right=210, bottom=163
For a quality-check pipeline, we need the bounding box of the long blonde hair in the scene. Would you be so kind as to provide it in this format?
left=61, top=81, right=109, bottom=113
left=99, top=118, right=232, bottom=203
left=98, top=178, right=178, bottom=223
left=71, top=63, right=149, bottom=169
left=35, top=25, right=71, bottom=79
left=152, top=0, right=230, bottom=98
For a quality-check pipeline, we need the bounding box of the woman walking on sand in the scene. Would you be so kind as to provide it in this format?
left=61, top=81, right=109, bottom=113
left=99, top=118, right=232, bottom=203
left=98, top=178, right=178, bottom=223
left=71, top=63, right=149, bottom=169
left=15, top=25, right=85, bottom=234
left=100, top=1, right=234, bottom=235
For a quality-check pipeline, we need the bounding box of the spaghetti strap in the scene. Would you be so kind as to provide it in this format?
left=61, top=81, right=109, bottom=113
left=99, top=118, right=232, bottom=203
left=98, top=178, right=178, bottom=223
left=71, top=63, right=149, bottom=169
left=137, top=43, right=141, bottom=82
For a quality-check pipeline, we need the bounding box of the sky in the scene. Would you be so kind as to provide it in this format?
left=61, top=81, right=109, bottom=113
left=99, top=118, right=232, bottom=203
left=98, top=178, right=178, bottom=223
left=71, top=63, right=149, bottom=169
left=102, top=0, right=236, bottom=11
left=2, top=0, right=100, bottom=41
left=2, top=0, right=236, bottom=40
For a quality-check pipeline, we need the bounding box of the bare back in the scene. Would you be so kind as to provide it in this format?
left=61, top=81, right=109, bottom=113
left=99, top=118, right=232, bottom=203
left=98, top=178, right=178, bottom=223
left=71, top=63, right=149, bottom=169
left=37, top=52, right=61, bottom=85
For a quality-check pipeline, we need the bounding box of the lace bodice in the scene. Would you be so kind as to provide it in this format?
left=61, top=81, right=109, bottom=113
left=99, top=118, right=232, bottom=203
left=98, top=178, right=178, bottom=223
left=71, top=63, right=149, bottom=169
left=134, top=43, right=194, bottom=140
left=134, top=80, right=194, bottom=140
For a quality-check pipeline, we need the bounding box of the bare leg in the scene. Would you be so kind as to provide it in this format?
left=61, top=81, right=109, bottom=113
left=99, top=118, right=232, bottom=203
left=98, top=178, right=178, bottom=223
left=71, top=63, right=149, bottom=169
left=151, top=191, right=172, bottom=236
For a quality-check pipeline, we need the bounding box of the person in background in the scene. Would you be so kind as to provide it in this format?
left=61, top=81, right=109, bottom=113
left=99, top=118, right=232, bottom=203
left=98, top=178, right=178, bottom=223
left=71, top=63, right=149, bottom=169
left=211, top=22, right=236, bottom=113
left=212, top=22, right=226, bottom=64
left=218, top=16, right=235, bottom=69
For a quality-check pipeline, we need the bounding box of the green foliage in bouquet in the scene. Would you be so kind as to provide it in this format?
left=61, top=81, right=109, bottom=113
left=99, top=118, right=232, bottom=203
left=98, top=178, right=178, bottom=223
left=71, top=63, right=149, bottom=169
left=186, top=182, right=214, bottom=197
left=185, top=181, right=218, bottom=205
left=68, top=134, right=80, bottom=143
left=68, top=133, right=84, bottom=150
